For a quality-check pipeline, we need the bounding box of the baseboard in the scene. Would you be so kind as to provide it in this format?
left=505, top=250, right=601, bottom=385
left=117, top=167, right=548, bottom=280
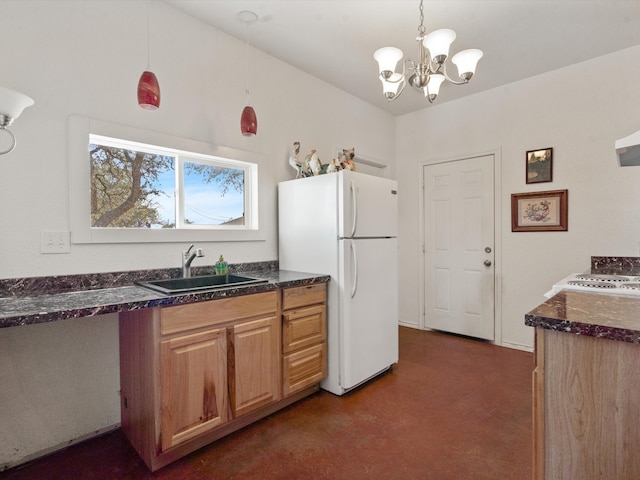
left=398, top=322, right=420, bottom=329
left=1, top=424, right=120, bottom=472
left=500, top=341, right=534, bottom=353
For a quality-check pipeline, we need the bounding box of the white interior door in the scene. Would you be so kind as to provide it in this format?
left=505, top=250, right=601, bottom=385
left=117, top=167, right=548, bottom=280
left=423, top=155, right=495, bottom=340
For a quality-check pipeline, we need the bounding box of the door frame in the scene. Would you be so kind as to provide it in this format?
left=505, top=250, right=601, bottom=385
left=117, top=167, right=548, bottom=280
left=418, top=149, right=503, bottom=345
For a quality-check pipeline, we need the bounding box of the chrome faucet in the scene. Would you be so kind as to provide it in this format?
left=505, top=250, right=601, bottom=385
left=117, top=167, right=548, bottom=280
left=182, top=244, right=204, bottom=278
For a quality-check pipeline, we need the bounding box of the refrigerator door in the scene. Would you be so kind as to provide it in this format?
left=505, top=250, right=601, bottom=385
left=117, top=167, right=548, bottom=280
left=338, top=171, right=398, bottom=239
left=336, top=237, right=398, bottom=390
left=278, top=174, right=338, bottom=275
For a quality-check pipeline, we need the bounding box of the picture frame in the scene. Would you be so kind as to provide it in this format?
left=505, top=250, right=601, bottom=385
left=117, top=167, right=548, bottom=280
left=511, top=189, right=568, bottom=232
left=526, top=147, right=553, bottom=184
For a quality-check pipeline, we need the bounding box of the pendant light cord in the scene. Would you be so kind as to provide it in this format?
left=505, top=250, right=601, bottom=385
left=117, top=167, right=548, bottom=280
left=244, top=20, right=251, bottom=104
left=146, top=0, right=151, bottom=70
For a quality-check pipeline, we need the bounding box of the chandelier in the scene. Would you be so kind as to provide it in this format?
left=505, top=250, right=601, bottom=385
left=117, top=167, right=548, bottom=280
left=373, top=0, right=483, bottom=103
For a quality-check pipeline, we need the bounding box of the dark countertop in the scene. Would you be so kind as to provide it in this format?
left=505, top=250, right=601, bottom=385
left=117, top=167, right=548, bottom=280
left=525, top=290, right=640, bottom=344
left=525, top=256, right=640, bottom=344
left=0, top=270, right=329, bottom=328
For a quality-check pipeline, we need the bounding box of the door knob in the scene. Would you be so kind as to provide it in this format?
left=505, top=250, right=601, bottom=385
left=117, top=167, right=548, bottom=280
left=483, top=260, right=492, bottom=267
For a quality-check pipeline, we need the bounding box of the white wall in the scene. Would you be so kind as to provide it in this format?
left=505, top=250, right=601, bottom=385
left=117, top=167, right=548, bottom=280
left=396, top=45, right=640, bottom=349
left=0, top=1, right=395, bottom=469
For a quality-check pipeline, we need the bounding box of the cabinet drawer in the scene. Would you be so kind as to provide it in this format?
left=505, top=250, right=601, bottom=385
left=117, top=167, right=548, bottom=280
left=282, top=283, right=326, bottom=310
left=161, top=291, right=277, bottom=336
left=282, top=305, right=326, bottom=354
left=282, top=343, right=326, bottom=396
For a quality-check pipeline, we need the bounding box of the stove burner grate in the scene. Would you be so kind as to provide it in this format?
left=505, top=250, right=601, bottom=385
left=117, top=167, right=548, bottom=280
left=575, top=274, right=630, bottom=283
left=567, top=280, right=618, bottom=289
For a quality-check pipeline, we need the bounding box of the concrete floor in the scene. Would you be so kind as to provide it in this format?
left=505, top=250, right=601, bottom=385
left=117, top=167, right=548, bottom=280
left=2, top=327, right=533, bottom=479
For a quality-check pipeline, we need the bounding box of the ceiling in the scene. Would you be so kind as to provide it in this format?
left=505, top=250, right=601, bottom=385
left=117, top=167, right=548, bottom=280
left=164, top=1, right=640, bottom=116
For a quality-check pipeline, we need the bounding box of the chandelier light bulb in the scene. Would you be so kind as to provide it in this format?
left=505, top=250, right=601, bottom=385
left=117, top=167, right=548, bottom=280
left=423, top=29, right=456, bottom=65
left=423, top=73, right=445, bottom=102
left=374, top=47, right=404, bottom=78
left=379, top=76, right=402, bottom=100
left=452, top=49, right=484, bottom=81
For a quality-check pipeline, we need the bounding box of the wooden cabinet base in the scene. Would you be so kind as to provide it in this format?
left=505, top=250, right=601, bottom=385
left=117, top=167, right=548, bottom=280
left=534, top=328, right=640, bottom=479
left=124, top=385, right=318, bottom=472
left=120, top=286, right=327, bottom=472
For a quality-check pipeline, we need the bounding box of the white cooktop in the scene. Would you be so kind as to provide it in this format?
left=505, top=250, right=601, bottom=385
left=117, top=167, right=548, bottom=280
left=545, top=273, right=640, bottom=298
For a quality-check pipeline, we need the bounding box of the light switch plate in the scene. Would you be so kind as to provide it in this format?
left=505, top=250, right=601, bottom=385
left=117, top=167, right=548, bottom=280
left=41, top=230, right=71, bottom=254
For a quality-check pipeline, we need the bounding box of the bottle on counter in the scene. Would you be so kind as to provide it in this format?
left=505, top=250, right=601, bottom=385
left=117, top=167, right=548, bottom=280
left=215, top=255, right=228, bottom=275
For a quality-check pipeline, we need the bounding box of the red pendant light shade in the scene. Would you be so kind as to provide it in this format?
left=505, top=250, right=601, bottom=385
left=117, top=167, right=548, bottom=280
left=137, top=70, right=160, bottom=110
left=241, top=105, right=257, bottom=136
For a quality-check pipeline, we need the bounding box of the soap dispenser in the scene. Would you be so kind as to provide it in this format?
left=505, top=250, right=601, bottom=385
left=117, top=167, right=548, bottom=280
left=215, top=255, right=228, bottom=275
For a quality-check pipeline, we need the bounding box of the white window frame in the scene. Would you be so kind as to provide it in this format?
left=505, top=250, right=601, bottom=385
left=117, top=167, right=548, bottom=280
left=69, top=115, right=263, bottom=244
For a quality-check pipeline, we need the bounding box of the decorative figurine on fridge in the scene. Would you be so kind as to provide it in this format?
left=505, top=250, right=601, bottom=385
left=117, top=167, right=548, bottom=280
left=288, top=141, right=303, bottom=178
left=306, top=150, right=322, bottom=176
left=341, top=148, right=356, bottom=171
left=326, top=157, right=343, bottom=173
left=287, top=143, right=356, bottom=178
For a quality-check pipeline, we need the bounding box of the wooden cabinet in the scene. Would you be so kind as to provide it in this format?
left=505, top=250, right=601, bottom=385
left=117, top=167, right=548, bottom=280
left=120, top=286, right=325, bottom=471
left=533, top=328, right=640, bottom=479
left=281, top=284, right=327, bottom=396
left=120, top=291, right=284, bottom=471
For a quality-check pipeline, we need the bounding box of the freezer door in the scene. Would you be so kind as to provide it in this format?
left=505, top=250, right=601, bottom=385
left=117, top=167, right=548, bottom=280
left=338, top=171, right=397, bottom=238
left=338, top=238, right=398, bottom=390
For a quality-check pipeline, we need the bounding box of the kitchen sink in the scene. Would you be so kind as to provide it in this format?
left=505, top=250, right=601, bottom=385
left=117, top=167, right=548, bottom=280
left=136, top=274, right=268, bottom=294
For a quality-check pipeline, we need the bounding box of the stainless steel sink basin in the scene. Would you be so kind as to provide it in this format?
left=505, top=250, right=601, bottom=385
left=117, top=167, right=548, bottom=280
left=136, top=274, right=268, bottom=294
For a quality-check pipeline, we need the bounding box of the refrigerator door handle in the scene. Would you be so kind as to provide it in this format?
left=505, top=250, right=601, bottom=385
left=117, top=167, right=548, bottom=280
left=350, top=240, right=358, bottom=298
left=349, top=180, right=357, bottom=237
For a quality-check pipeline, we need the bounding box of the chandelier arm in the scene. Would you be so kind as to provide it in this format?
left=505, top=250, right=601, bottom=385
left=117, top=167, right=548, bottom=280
left=392, top=78, right=407, bottom=101
left=382, top=59, right=408, bottom=84
left=440, top=63, right=469, bottom=85
left=0, top=127, right=17, bottom=155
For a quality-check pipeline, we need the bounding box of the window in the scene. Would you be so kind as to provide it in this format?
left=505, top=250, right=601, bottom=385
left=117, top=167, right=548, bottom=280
left=69, top=116, right=262, bottom=243
left=89, top=135, right=252, bottom=229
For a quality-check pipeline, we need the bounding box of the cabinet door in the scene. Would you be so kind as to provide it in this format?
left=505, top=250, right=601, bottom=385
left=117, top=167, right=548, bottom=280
left=160, top=328, right=228, bottom=451
left=229, top=315, right=280, bottom=418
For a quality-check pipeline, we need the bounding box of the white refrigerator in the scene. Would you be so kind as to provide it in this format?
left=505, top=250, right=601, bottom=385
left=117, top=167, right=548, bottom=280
left=278, top=170, right=398, bottom=395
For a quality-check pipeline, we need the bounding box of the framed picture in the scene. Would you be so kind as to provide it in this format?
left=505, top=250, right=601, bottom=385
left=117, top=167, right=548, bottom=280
left=526, top=147, right=553, bottom=184
left=511, top=189, right=568, bottom=232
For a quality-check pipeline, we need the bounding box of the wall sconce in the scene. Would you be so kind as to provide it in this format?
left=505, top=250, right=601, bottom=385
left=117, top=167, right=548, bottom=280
left=0, top=86, right=34, bottom=155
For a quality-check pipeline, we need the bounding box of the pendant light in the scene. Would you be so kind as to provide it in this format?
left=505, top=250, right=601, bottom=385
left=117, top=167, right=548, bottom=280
left=137, top=0, right=160, bottom=110
left=238, top=11, right=258, bottom=136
